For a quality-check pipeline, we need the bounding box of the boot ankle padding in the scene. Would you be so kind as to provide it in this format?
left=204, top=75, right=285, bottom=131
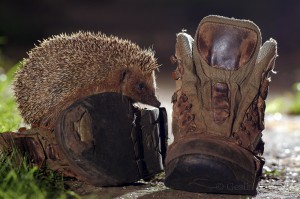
left=197, top=20, right=258, bottom=70
left=171, top=33, right=198, bottom=139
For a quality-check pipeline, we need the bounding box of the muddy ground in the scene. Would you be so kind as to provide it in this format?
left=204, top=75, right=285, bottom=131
left=69, top=115, right=300, bottom=199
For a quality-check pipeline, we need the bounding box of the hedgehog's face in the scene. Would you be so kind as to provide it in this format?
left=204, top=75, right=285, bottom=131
left=120, top=69, right=160, bottom=108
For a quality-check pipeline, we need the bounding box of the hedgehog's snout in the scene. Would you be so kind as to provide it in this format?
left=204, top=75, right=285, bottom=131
left=149, top=98, right=161, bottom=108
left=143, top=94, right=161, bottom=108
left=155, top=100, right=161, bottom=108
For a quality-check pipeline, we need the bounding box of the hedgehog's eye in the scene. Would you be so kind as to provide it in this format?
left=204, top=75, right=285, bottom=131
left=137, top=83, right=146, bottom=91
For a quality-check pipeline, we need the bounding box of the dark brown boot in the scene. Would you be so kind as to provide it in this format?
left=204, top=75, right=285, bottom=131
left=165, top=15, right=277, bottom=195
left=0, top=92, right=168, bottom=186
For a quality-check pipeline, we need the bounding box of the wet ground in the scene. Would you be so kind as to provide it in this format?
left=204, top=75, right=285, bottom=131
left=69, top=114, right=300, bottom=199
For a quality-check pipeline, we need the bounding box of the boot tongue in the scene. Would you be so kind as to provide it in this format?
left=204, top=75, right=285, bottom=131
left=197, top=21, right=258, bottom=70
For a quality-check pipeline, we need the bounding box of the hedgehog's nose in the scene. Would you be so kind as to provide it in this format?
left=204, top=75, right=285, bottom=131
left=153, top=98, right=161, bottom=108
left=155, top=101, right=161, bottom=108
left=144, top=96, right=161, bottom=108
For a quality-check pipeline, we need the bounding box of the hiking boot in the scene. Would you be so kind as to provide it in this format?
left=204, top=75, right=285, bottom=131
left=0, top=92, right=168, bottom=186
left=55, top=92, right=168, bottom=186
left=165, top=15, right=277, bottom=195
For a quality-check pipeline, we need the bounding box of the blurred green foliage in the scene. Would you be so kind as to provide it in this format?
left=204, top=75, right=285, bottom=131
left=0, top=36, right=7, bottom=45
left=0, top=148, right=80, bottom=199
left=266, top=83, right=300, bottom=115
left=289, top=82, right=300, bottom=115
left=0, top=64, right=23, bottom=132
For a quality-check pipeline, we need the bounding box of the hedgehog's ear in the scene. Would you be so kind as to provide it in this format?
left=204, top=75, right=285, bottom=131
left=120, top=69, right=132, bottom=83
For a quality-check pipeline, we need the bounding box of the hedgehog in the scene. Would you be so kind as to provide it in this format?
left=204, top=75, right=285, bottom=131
left=13, top=31, right=161, bottom=128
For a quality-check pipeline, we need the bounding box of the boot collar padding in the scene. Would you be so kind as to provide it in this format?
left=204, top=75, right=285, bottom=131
left=194, top=15, right=262, bottom=71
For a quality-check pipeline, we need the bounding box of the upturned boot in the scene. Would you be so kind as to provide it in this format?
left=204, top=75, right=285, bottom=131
left=0, top=92, right=168, bottom=186
left=165, top=15, right=277, bottom=195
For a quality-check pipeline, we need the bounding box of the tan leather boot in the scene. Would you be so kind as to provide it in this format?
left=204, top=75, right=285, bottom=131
left=165, top=15, right=277, bottom=195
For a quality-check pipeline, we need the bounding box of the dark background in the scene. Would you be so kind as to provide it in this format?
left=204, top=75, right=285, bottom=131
left=1, top=0, right=299, bottom=104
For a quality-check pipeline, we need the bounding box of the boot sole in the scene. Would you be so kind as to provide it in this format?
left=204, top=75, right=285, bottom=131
left=55, top=92, right=166, bottom=186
